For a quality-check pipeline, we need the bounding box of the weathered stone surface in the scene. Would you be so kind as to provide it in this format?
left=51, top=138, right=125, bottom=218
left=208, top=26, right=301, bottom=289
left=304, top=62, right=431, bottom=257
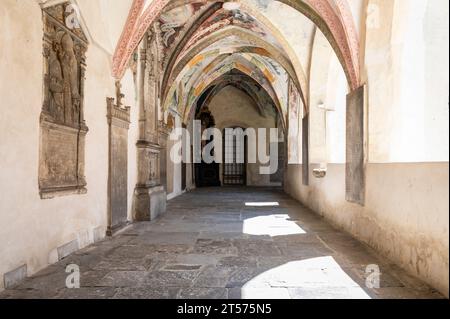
left=0, top=188, right=443, bottom=299
left=163, top=264, right=203, bottom=271
left=107, top=94, right=131, bottom=235
left=175, top=254, right=218, bottom=266
left=57, top=239, right=79, bottom=260
left=302, top=114, right=309, bottom=186
left=135, top=186, right=167, bottom=221
left=113, top=287, right=179, bottom=299
left=346, top=85, right=366, bottom=205
left=189, top=239, right=237, bottom=255
left=93, top=258, right=151, bottom=272
left=218, top=256, right=258, bottom=268
left=98, top=271, right=149, bottom=288
left=59, top=287, right=118, bottom=299
left=226, top=268, right=266, bottom=288
left=233, top=239, right=282, bottom=257
left=39, top=2, right=89, bottom=199
left=288, top=287, right=371, bottom=299
left=178, top=288, right=228, bottom=299
left=129, top=231, right=199, bottom=245
left=145, top=270, right=200, bottom=288
left=3, top=264, right=27, bottom=289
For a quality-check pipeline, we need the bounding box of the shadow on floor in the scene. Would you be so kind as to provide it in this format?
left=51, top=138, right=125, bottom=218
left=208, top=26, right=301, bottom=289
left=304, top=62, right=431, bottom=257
left=0, top=187, right=444, bottom=299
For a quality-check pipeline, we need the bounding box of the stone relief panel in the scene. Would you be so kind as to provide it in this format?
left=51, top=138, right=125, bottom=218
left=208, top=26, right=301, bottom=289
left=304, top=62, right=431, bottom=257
left=346, top=85, right=366, bottom=205
left=302, top=114, right=310, bottom=186
left=39, top=2, right=88, bottom=199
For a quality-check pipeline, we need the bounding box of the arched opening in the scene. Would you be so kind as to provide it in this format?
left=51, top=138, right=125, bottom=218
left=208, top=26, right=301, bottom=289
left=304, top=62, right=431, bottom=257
left=1, top=0, right=448, bottom=301
left=222, top=126, right=247, bottom=186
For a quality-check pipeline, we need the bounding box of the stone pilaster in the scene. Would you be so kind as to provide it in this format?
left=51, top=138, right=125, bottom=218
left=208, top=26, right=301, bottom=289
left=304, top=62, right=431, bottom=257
left=106, top=94, right=131, bottom=235
left=133, top=29, right=167, bottom=221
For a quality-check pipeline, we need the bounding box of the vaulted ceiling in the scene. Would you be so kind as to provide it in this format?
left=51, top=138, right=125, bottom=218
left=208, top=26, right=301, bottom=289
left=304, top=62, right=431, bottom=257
left=112, top=0, right=361, bottom=125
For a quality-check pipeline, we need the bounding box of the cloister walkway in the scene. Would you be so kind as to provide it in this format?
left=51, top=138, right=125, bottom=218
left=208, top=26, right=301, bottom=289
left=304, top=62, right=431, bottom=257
left=0, top=188, right=443, bottom=299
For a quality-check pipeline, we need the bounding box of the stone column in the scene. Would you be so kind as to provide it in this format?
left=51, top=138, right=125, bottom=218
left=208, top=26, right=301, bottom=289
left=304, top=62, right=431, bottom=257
left=134, top=30, right=167, bottom=221
left=159, top=121, right=170, bottom=191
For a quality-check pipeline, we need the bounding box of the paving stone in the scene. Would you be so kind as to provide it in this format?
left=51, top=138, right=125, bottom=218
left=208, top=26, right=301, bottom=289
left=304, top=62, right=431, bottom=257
left=226, top=268, right=267, bottom=288
left=97, top=271, right=149, bottom=287
left=163, top=264, right=203, bottom=271
left=175, top=254, right=219, bottom=266
left=233, top=240, right=282, bottom=257
left=193, top=276, right=230, bottom=288
left=178, top=288, right=228, bottom=299
left=145, top=270, right=200, bottom=288
left=13, top=265, right=68, bottom=293
left=369, top=287, right=446, bottom=299
left=0, top=187, right=443, bottom=299
left=128, top=232, right=199, bottom=245
left=240, top=287, right=291, bottom=299
left=288, top=287, right=371, bottom=299
left=92, top=258, right=150, bottom=271
left=218, top=256, right=258, bottom=268
left=0, top=288, right=60, bottom=299
left=58, top=287, right=118, bottom=299
left=113, top=287, right=180, bottom=299
left=198, top=232, right=247, bottom=240
left=80, top=269, right=110, bottom=287
left=189, top=239, right=238, bottom=255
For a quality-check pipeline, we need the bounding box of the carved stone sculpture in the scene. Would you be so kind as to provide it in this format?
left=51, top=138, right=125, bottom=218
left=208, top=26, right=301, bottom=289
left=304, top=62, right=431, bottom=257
left=39, top=2, right=89, bottom=199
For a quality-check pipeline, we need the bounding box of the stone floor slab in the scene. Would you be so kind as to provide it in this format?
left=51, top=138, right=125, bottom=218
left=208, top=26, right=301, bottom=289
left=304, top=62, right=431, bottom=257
left=0, top=187, right=443, bottom=299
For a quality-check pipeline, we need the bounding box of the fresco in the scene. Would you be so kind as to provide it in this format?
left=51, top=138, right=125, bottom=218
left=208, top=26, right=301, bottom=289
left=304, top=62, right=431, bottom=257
left=182, top=8, right=273, bottom=56
left=181, top=53, right=285, bottom=123
left=159, top=3, right=205, bottom=48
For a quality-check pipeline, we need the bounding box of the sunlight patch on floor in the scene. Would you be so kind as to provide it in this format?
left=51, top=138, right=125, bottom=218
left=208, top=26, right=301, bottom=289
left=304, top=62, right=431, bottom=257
left=245, top=202, right=280, bottom=207
left=242, top=257, right=371, bottom=299
left=242, top=214, right=306, bottom=237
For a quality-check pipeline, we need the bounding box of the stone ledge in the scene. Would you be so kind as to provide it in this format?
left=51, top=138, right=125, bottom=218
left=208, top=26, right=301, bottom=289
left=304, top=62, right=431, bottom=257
left=134, top=186, right=167, bottom=221
left=40, top=186, right=87, bottom=200
left=3, top=264, right=27, bottom=289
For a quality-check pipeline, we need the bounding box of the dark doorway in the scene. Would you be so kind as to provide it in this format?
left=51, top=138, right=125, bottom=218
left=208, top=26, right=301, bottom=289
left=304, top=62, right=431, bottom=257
left=194, top=98, right=221, bottom=187
left=223, top=128, right=247, bottom=186
left=182, top=123, right=187, bottom=190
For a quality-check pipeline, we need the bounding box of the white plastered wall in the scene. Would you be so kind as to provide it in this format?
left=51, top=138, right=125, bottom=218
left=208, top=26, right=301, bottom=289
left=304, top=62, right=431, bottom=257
left=0, top=0, right=137, bottom=291
left=285, top=0, right=449, bottom=296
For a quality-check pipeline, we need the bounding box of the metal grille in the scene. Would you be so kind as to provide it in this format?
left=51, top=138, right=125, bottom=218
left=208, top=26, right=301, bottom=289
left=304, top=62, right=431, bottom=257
left=223, top=129, right=246, bottom=185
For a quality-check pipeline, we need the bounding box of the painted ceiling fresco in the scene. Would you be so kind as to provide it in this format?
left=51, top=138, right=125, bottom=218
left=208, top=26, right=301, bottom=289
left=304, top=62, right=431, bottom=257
left=159, top=3, right=207, bottom=49
left=113, top=0, right=361, bottom=97
left=118, top=0, right=359, bottom=128
left=181, top=7, right=281, bottom=56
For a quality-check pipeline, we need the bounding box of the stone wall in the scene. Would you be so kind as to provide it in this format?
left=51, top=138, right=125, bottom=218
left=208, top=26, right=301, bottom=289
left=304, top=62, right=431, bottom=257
left=0, top=0, right=137, bottom=290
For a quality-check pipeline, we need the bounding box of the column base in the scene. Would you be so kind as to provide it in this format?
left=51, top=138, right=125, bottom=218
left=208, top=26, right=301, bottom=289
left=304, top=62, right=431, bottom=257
left=134, top=185, right=167, bottom=221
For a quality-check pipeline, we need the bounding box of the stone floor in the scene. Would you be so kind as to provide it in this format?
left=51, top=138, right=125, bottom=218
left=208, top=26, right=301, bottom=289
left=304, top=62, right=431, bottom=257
left=0, top=187, right=444, bottom=299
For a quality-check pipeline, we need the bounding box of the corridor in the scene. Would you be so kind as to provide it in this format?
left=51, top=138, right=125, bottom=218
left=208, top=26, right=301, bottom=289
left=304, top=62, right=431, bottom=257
left=0, top=188, right=443, bottom=299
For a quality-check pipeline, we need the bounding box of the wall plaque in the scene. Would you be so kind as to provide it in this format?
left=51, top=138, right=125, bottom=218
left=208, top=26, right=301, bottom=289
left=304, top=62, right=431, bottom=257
left=39, top=2, right=89, bottom=199
left=346, top=85, right=366, bottom=205
left=107, top=85, right=131, bottom=235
